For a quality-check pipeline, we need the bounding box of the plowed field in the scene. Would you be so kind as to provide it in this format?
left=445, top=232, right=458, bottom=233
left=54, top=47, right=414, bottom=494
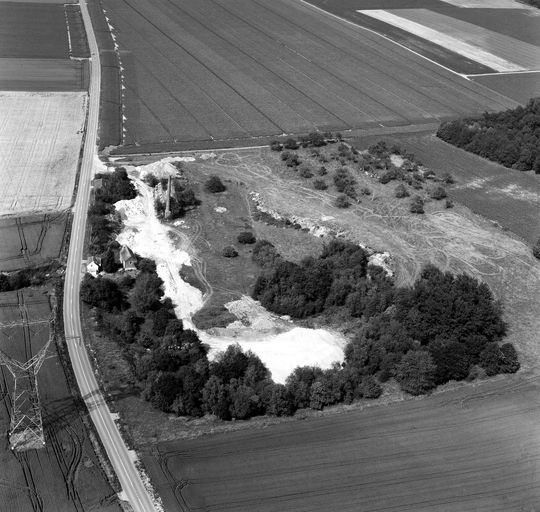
left=0, top=92, right=87, bottom=215
left=0, top=289, right=120, bottom=512
left=102, top=0, right=516, bottom=148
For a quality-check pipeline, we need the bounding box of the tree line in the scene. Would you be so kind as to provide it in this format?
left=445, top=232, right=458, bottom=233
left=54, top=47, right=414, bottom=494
left=437, top=98, right=540, bottom=172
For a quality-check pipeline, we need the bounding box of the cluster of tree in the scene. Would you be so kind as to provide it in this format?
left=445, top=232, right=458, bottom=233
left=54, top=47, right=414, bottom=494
left=437, top=98, right=540, bottom=172
left=270, top=132, right=341, bottom=152
left=205, top=176, right=226, bottom=193
left=81, top=255, right=383, bottom=419
left=0, top=263, right=61, bottom=292
left=154, top=181, right=200, bottom=220
left=89, top=168, right=136, bottom=254
left=253, top=240, right=519, bottom=394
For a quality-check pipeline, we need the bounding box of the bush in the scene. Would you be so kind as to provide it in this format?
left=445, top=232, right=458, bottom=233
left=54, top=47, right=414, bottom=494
left=379, top=168, right=398, bottom=184
left=285, top=154, right=300, bottom=167
left=205, top=175, right=226, bottom=193
left=409, top=195, right=424, bottom=214
left=270, top=140, right=282, bottom=151
left=479, top=343, right=520, bottom=376
left=237, top=231, right=256, bottom=244
left=144, top=173, right=160, bottom=188
left=318, top=166, right=328, bottom=176
left=360, top=187, right=371, bottom=196
left=445, top=199, right=454, bottom=209
left=358, top=375, right=382, bottom=398
left=252, top=240, right=280, bottom=267
left=533, top=237, right=540, bottom=259
left=429, top=186, right=447, bottom=200
left=313, top=179, right=328, bottom=190
left=222, top=246, right=238, bottom=258
left=394, top=183, right=409, bottom=198
left=442, top=173, right=455, bottom=184
left=283, top=138, right=299, bottom=150
left=298, top=164, right=313, bottom=178
left=334, top=194, right=350, bottom=208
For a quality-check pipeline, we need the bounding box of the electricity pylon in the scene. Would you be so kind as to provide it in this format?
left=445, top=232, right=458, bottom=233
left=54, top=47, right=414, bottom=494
left=0, top=296, right=53, bottom=451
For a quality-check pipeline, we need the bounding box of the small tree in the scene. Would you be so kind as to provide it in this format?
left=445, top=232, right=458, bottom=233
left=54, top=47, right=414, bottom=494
left=205, top=175, right=226, bottom=193
left=283, top=138, right=299, bottom=150
left=394, top=183, right=409, bottom=198
left=334, top=194, right=350, bottom=208
left=222, top=246, right=238, bottom=258
left=313, top=179, right=327, bottom=190
left=237, top=231, right=256, bottom=244
left=430, top=186, right=447, bottom=200
left=409, top=195, right=424, bottom=214
left=533, top=237, right=540, bottom=259
left=269, top=140, right=282, bottom=151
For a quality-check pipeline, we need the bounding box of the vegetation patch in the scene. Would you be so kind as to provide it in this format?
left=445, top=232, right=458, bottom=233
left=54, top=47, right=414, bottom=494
left=437, top=98, right=540, bottom=172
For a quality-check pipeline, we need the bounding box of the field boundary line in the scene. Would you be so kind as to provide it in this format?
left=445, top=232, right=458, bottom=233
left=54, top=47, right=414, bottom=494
left=296, top=0, right=471, bottom=81
left=466, top=70, right=540, bottom=77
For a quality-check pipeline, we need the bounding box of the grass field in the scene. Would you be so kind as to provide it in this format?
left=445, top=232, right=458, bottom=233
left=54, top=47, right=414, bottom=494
left=0, top=2, right=69, bottom=59
left=0, top=213, right=70, bottom=272
left=0, top=91, right=87, bottom=215
left=0, top=58, right=89, bottom=91
left=0, top=289, right=120, bottom=512
left=101, top=0, right=515, bottom=148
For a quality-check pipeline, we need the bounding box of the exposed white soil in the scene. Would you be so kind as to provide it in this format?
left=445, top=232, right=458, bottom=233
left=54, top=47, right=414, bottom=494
left=358, top=10, right=525, bottom=72
left=114, top=162, right=347, bottom=383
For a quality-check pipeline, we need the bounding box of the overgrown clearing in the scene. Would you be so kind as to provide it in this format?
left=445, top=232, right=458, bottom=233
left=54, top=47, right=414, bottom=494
left=146, top=374, right=540, bottom=511
left=0, top=91, right=87, bottom=215
left=102, top=0, right=515, bottom=148
left=353, top=132, right=540, bottom=244
left=0, top=289, right=120, bottom=512
left=0, top=213, right=69, bottom=272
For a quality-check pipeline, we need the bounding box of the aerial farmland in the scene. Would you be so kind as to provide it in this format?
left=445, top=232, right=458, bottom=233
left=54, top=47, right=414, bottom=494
left=1, top=0, right=540, bottom=511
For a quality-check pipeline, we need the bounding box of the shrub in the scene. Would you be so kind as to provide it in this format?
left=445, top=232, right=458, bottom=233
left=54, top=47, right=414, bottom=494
left=442, top=173, right=455, bottom=184
left=237, top=231, right=256, bottom=244
left=205, top=175, right=226, bottom=193
left=479, top=343, right=520, bottom=376
left=334, top=194, right=350, bottom=208
left=394, top=183, right=409, bottom=198
left=270, top=140, right=282, bottom=151
left=283, top=138, right=299, bottom=150
left=429, top=186, right=447, bottom=200
left=252, top=240, right=280, bottom=267
left=298, top=164, right=313, bottom=178
left=285, top=154, right=300, bottom=167
left=409, top=195, right=424, bottom=214
left=368, top=140, right=389, bottom=158
left=533, top=237, right=540, bottom=259
left=445, top=199, right=454, bottom=209
left=144, top=173, right=159, bottom=188
left=313, top=179, right=328, bottom=190
left=360, top=187, right=371, bottom=196
left=281, top=150, right=292, bottom=161
left=358, top=375, right=382, bottom=399
left=379, top=168, right=398, bottom=184
left=222, top=246, right=238, bottom=258
left=318, top=166, right=328, bottom=176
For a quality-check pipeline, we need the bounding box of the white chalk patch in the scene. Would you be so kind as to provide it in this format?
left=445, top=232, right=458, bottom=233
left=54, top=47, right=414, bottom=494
left=438, top=0, right=531, bottom=8
left=390, top=154, right=405, bottom=168
left=201, top=327, right=346, bottom=385
left=215, top=206, right=227, bottom=213
left=358, top=10, right=525, bottom=72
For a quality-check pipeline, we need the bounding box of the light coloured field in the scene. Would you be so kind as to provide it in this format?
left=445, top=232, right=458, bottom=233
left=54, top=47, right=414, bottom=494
left=358, top=10, right=530, bottom=72
left=392, top=8, right=540, bottom=71
left=439, top=0, right=531, bottom=8
left=0, top=91, right=87, bottom=215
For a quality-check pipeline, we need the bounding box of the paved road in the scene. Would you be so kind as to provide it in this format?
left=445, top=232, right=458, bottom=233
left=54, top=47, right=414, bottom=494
left=62, top=1, right=157, bottom=511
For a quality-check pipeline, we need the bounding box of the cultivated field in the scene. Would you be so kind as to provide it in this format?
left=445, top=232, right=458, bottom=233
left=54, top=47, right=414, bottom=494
left=0, top=213, right=69, bottom=272
left=0, top=2, right=70, bottom=59
left=146, top=374, right=540, bottom=512
left=359, top=9, right=539, bottom=71
left=0, top=289, right=120, bottom=512
left=0, top=92, right=87, bottom=215
left=0, top=58, right=89, bottom=91
left=102, top=0, right=515, bottom=147
left=471, top=72, right=540, bottom=104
